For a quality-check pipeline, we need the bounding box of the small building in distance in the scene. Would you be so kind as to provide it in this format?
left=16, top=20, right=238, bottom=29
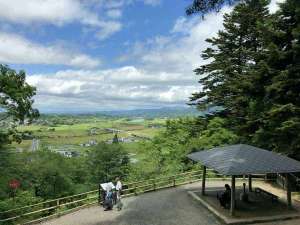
left=105, top=128, right=123, bottom=133
left=106, top=137, right=138, bottom=144
left=56, top=150, right=80, bottom=158
left=89, top=127, right=100, bottom=135
left=31, top=139, right=40, bottom=151
left=80, top=140, right=98, bottom=147
left=119, top=137, right=137, bottom=143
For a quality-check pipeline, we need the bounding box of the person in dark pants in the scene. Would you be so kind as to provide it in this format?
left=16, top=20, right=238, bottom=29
left=101, top=190, right=107, bottom=208
left=112, top=188, right=117, bottom=205
left=104, top=190, right=113, bottom=211
left=217, top=184, right=231, bottom=208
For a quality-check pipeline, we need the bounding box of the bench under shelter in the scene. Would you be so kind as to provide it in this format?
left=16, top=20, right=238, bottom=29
left=187, top=144, right=300, bottom=216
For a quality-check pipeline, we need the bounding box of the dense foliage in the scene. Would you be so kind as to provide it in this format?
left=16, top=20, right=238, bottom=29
left=0, top=142, right=129, bottom=213
left=186, top=0, right=241, bottom=15
left=0, top=64, right=39, bottom=147
left=190, top=0, right=300, bottom=158
left=87, top=142, right=130, bottom=183
left=129, top=117, right=238, bottom=180
left=0, top=64, right=41, bottom=213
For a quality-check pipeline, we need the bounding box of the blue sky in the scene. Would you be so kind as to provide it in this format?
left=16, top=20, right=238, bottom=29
left=0, top=0, right=282, bottom=112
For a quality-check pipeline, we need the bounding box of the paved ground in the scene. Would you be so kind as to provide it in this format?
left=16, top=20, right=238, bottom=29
left=40, top=181, right=300, bottom=225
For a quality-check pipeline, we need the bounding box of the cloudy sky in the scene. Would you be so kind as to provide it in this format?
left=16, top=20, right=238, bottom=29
left=0, top=0, right=283, bottom=112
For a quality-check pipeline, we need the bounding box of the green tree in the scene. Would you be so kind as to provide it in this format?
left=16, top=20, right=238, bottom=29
left=186, top=117, right=238, bottom=151
left=0, top=147, right=24, bottom=200
left=0, top=64, right=39, bottom=124
left=129, top=117, right=237, bottom=180
left=23, top=150, right=75, bottom=199
left=87, top=142, right=129, bottom=184
left=0, top=64, right=39, bottom=147
left=186, top=0, right=241, bottom=15
left=0, top=191, right=42, bottom=217
left=190, top=0, right=270, bottom=140
left=252, top=0, right=300, bottom=157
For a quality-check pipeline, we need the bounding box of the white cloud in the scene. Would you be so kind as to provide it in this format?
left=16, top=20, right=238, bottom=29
left=123, top=0, right=283, bottom=74
left=0, top=32, right=101, bottom=68
left=142, top=0, right=161, bottom=6
left=6, top=1, right=289, bottom=111
left=171, top=17, right=199, bottom=34
left=103, top=0, right=161, bottom=8
left=95, top=21, right=123, bottom=40
left=269, top=0, right=285, bottom=13
left=25, top=6, right=233, bottom=111
left=0, top=0, right=97, bottom=26
left=27, top=66, right=198, bottom=111
left=0, top=0, right=163, bottom=41
left=0, top=0, right=122, bottom=40
left=122, top=6, right=232, bottom=74
left=107, top=9, right=123, bottom=19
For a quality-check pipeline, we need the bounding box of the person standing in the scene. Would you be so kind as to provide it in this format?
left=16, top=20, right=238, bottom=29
left=115, top=177, right=123, bottom=210
left=104, top=183, right=114, bottom=211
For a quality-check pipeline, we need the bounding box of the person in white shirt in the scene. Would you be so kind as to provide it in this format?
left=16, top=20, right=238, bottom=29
left=116, top=178, right=122, bottom=192
left=115, top=177, right=123, bottom=210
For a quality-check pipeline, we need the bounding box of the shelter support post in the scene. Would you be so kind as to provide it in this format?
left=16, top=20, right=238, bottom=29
left=202, top=166, right=206, bottom=196
left=230, top=175, right=236, bottom=216
left=286, top=173, right=292, bottom=209
left=248, top=174, right=252, bottom=192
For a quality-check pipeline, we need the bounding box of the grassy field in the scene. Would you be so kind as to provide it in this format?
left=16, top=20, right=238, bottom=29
left=11, top=117, right=166, bottom=155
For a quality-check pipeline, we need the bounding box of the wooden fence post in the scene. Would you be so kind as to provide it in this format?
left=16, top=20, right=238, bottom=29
left=56, top=199, right=60, bottom=213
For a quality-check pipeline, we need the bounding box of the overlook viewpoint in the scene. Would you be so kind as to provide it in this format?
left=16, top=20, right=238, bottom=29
left=39, top=181, right=300, bottom=225
left=1, top=1, right=300, bottom=225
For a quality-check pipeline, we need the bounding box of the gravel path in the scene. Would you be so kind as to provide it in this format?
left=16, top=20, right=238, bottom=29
left=40, top=181, right=300, bottom=225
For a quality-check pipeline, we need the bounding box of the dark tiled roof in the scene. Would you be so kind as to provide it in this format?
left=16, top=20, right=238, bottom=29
left=187, top=144, right=300, bottom=175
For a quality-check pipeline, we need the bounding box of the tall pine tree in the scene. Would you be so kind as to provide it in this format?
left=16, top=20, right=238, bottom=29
left=252, top=0, right=300, bottom=157
left=190, top=0, right=270, bottom=139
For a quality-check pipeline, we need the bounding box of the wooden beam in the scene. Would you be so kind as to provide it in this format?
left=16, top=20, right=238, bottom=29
left=202, top=166, right=206, bottom=195
left=248, top=174, right=252, bottom=192
left=230, top=175, right=236, bottom=216
left=286, top=174, right=292, bottom=209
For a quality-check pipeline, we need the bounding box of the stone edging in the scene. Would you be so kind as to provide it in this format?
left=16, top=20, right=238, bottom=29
left=187, top=190, right=300, bottom=225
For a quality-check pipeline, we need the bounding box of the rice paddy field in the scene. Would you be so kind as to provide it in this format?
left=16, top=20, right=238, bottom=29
left=10, top=116, right=166, bottom=156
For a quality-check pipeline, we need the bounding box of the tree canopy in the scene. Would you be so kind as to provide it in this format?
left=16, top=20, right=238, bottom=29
left=186, top=0, right=242, bottom=15
left=87, top=142, right=130, bottom=183
left=0, top=64, right=39, bottom=147
left=0, top=64, right=39, bottom=124
left=190, top=0, right=300, bottom=158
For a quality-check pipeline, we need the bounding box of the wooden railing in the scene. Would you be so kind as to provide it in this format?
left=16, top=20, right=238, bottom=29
left=0, top=170, right=208, bottom=225
left=0, top=189, right=99, bottom=225
left=0, top=170, right=268, bottom=225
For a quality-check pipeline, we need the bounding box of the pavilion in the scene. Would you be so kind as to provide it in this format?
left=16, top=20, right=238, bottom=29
left=187, top=144, right=300, bottom=216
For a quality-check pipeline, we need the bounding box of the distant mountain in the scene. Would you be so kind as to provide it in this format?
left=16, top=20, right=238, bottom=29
left=96, top=107, right=204, bottom=118
left=39, top=106, right=222, bottom=118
